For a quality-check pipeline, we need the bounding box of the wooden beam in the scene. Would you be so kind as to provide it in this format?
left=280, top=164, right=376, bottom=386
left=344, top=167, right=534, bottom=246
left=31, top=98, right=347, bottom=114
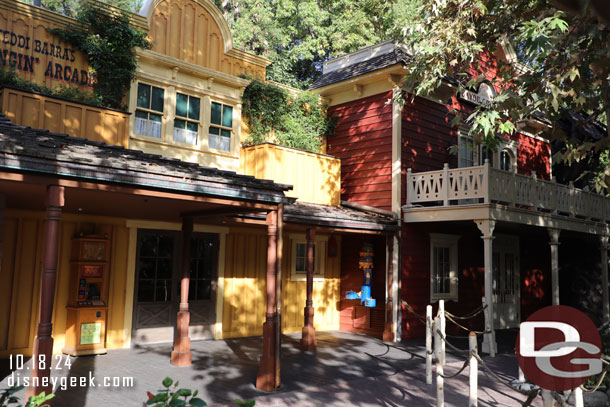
left=301, top=228, right=317, bottom=351
left=181, top=206, right=269, bottom=218
left=27, top=185, right=64, bottom=398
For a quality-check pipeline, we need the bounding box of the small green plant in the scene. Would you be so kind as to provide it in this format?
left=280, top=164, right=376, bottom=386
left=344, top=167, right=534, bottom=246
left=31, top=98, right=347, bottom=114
left=0, top=66, right=100, bottom=106
left=235, top=399, right=255, bottom=407
left=144, top=377, right=207, bottom=407
left=241, top=79, right=335, bottom=153
left=0, top=385, right=54, bottom=407
left=50, top=3, right=151, bottom=109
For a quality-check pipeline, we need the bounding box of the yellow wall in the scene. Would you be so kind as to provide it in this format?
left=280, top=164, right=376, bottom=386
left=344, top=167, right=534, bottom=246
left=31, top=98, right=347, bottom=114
left=0, top=0, right=93, bottom=90
left=0, top=210, right=131, bottom=358
left=0, top=88, right=130, bottom=147
left=147, top=0, right=266, bottom=79
left=240, top=143, right=341, bottom=206
left=222, top=228, right=340, bottom=338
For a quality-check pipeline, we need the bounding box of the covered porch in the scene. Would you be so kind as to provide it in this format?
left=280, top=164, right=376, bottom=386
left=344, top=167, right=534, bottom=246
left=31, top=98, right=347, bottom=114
left=402, top=162, right=610, bottom=354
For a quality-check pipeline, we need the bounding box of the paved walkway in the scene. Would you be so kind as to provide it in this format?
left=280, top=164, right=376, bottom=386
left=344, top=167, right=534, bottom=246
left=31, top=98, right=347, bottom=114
left=0, top=330, right=540, bottom=406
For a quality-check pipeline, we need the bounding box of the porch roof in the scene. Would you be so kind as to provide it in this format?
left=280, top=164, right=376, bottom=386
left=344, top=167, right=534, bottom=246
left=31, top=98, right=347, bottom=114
left=0, top=115, right=292, bottom=205
left=238, top=201, right=399, bottom=233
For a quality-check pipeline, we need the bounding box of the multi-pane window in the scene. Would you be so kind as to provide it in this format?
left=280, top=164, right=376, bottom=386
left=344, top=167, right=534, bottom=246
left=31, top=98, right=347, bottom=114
left=433, top=246, right=451, bottom=295
left=291, top=236, right=326, bottom=281
left=174, top=93, right=200, bottom=145
left=189, top=236, right=217, bottom=301
left=500, top=149, right=512, bottom=171
left=294, top=243, right=315, bottom=275
left=458, top=136, right=474, bottom=168
left=135, top=83, right=164, bottom=139
left=480, top=145, right=494, bottom=166
left=208, top=102, right=233, bottom=151
left=137, top=232, right=175, bottom=303
left=430, top=234, right=459, bottom=301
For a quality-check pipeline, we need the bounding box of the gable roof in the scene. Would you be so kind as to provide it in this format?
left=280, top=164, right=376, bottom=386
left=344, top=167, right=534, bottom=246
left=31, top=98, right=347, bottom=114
left=0, top=115, right=292, bottom=204
left=310, top=47, right=409, bottom=90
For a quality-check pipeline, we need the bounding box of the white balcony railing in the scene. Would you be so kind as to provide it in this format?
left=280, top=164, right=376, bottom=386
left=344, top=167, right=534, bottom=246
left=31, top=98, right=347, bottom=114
left=405, top=162, right=610, bottom=222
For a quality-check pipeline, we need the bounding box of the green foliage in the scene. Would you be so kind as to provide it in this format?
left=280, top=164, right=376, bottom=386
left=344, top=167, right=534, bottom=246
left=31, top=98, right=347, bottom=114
left=0, top=386, right=54, bottom=407
left=39, top=0, right=144, bottom=17
left=49, top=3, right=151, bottom=109
left=235, top=399, right=255, bottom=407
left=214, top=0, right=406, bottom=89
left=145, top=377, right=207, bottom=407
left=393, top=0, right=610, bottom=187
left=241, top=79, right=334, bottom=152
left=0, top=65, right=101, bottom=105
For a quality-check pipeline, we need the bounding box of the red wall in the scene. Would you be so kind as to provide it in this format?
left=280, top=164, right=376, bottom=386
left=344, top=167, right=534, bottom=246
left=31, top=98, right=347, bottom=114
left=512, top=132, right=551, bottom=179
left=327, top=92, right=394, bottom=210
left=400, top=222, right=551, bottom=339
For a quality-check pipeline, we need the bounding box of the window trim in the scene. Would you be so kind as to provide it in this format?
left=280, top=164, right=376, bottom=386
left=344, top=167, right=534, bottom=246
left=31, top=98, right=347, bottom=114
left=290, top=233, right=328, bottom=282
left=208, top=100, right=234, bottom=152
left=173, top=92, right=201, bottom=146
left=134, top=83, right=165, bottom=140
left=429, top=233, right=460, bottom=302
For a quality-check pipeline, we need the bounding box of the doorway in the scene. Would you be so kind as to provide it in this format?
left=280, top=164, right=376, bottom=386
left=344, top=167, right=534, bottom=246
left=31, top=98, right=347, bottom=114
left=492, top=235, right=520, bottom=329
left=132, top=229, right=219, bottom=344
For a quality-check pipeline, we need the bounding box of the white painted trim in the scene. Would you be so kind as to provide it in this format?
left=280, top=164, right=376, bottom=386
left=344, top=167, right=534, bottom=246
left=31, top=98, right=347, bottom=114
left=214, top=231, right=227, bottom=339
left=289, top=233, right=328, bottom=282
left=123, top=227, right=138, bottom=348
left=392, top=87, right=402, bottom=213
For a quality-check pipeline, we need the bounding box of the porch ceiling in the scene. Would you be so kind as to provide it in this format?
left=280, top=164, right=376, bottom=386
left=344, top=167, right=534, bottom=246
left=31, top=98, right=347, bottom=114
left=402, top=203, right=610, bottom=236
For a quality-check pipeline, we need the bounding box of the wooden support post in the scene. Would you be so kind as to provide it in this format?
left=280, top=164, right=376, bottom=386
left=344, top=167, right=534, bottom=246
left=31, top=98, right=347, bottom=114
left=574, top=387, right=584, bottom=407
left=426, top=305, right=432, bottom=385
left=434, top=316, right=444, bottom=407
left=469, top=332, right=478, bottom=407
left=475, top=220, right=496, bottom=357
left=383, top=235, right=395, bottom=342
left=275, top=204, right=283, bottom=388
left=301, top=228, right=317, bottom=351
left=601, top=235, right=609, bottom=322
left=548, top=228, right=561, bottom=306
left=442, top=163, right=450, bottom=206
left=541, top=390, right=554, bottom=407
left=171, top=217, right=193, bottom=366
left=439, top=299, right=446, bottom=365
left=257, top=210, right=279, bottom=391
left=27, top=185, right=64, bottom=399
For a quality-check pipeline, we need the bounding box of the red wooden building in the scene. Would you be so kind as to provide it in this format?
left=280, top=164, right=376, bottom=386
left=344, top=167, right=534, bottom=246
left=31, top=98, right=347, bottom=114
left=312, top=40, right=610, bottom=352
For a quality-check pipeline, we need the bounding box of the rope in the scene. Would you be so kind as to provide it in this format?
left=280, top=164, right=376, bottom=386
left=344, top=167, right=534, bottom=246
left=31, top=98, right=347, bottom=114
left=472, top=353, right=540, bottom=397
left=444, top=304, right=487, bottom=320
left=580, top=364, right=610, bottom=393
left=444, top=313, right=490, bottom=335
left=435, top=329, right=470, bottom=356
left=438, top=356, right=471, bottom=379
left=402, top=300, right=428, bottom=324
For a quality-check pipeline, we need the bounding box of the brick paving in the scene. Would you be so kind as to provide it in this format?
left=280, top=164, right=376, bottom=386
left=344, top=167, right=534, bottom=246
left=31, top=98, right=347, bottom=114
left=0, top=330, right=541, bottom=407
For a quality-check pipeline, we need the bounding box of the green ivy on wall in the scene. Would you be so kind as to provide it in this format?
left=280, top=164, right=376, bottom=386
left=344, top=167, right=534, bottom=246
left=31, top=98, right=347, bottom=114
left=242, top=79, right=335, bottom=153
left=50, top=3, right=150, bottom=110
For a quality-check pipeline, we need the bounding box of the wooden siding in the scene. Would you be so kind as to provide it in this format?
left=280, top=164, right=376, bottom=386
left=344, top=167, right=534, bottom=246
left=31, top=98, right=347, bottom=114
left=327, top=91, right=394, bottom=210
left=512, top=132, right=551, bottom=179
left=400, top=222, right=551, bottom=339
left=149, top=0, right=265, bottom=78
left=222, top=228, right=340, bottom=338
left=0, top=88, right=130, bottom=148
left=0, top=210, right=131, bottom=357
left=0, top=0, right=93, bottom=91
left=339, top=235, right=386, bottom=337
left=240, top=143, right=341, bottom=206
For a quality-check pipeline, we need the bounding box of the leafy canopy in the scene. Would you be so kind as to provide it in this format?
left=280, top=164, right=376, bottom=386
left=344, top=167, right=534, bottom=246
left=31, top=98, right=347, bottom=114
left=242, top=79, right=334, bottom=152
left=50, top=2, right=151, bottom=109
left=394, top=0, right=610, bottom=187
left=214, top=0, right=406, bottom=89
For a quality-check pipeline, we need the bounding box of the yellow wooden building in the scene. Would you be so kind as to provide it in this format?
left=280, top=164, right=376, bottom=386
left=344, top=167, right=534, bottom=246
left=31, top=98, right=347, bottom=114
left=0, top=2, right=397, bottom=390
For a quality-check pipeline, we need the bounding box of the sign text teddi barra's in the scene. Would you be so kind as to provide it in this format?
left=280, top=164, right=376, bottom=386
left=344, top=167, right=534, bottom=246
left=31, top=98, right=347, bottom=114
left=0, top=28, right=95, bottom=87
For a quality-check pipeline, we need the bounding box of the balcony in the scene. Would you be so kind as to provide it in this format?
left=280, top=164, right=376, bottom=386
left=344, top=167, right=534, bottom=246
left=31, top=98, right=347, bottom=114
left=403, top=162, right=610, bottom=235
